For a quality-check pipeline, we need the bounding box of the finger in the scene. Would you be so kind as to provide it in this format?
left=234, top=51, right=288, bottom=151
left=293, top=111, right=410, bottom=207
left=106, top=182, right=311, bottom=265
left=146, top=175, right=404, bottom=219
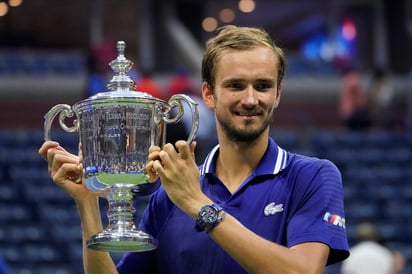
left=190, top=141, right=197, bottom=159
left=38, top=141, right=60, bottom=160
left=175, top=141, right=192, bottom=160
left=53, top=162, right=82, bottom=186
left=148, top=149, right=161, bottom=161
left=46, top=147, right=64, bottom=173
left=51, top=153, right=80, bottom=179
left=159, top=144, right=177, bottom=168
left=145, top=160, right=159, bottom=182
left=158, top=150, right=173, bottom=170
left=74, top=163, right=84, bottom=183
left=162, top=143, right=178, bottom=156
left=149, top=145, right=161, bottom=154
left=51, top=146, right=78, bottom=160
left=152, top=159, right=165, bottom=176
left=147, top=146, right=162, bottom=182
left=46, top=147, right=77, bottom=173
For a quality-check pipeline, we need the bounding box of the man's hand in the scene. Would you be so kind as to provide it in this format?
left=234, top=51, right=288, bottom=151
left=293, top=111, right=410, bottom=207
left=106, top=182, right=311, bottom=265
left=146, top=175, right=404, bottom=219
left=151, top=141, right=210, bottom=214
left=38, top=141, right=94, bottom=201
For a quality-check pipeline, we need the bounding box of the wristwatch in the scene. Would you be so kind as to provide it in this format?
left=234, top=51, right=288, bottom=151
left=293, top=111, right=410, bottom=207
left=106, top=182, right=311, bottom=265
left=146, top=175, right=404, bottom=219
left=195, top=204, right=225, bottom=233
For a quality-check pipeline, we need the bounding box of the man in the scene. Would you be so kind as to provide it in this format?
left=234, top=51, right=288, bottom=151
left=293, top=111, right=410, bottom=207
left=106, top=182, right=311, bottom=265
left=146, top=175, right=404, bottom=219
left=341, top=222, right=405, bottom=274
left=39, top=25, right=349, bottom=274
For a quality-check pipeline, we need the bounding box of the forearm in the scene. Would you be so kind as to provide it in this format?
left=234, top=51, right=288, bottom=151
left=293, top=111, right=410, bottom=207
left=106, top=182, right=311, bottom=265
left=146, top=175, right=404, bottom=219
left=208, top=213, right=327, bottom=274
left=181, top=195, right=327, bottom=274
left=181, top=197, right=327, bottom=273
left=76, top=196, right=118, bottom=274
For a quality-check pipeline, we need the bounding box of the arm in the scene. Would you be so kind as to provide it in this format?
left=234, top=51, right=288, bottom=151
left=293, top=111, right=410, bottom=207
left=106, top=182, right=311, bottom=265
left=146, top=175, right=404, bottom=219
left=209, top=214, right=329, bottom=274
left=77, top=193, right=117, bottom=274
left=149, top=141, right=329, bottom=274
left=39, top=141, right=118, bottom=274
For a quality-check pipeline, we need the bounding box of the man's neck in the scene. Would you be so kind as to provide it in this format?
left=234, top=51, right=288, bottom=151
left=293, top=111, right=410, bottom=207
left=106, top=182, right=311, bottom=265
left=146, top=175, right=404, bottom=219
left=215, top=135, right=268, bottom=193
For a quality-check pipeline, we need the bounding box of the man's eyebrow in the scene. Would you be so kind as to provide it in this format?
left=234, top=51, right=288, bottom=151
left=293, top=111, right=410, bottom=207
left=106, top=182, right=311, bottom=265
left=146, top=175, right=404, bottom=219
left=223, top=77, right=244, bottom=82
left=221, top=77, right=276, bottom=84
left=221, top=78, right=245, bottom=85
left=255, top=78, right=276, bottom=84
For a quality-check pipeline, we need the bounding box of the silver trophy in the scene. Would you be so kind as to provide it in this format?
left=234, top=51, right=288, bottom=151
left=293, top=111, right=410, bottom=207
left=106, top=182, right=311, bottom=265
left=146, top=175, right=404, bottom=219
left=43, top=41, right=199, bottom=252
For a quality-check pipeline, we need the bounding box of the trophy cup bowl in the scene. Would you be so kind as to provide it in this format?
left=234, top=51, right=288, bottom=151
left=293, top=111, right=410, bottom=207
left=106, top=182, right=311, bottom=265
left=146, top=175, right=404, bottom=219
left=43, top=41, right=199, bottom=252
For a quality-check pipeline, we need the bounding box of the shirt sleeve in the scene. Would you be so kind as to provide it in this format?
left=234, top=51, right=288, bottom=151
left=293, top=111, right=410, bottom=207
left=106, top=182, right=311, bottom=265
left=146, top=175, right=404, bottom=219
left=286, top=158, right=350, bottom=265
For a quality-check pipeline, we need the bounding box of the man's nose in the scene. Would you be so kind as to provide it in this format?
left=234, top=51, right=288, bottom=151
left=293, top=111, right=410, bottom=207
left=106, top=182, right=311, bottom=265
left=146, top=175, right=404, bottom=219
left=242, top=86, right=258, bottom=105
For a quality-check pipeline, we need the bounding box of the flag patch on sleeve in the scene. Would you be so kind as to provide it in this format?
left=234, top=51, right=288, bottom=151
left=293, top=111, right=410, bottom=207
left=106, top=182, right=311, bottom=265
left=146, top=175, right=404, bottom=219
left=323, top=212, right=346, bottom=228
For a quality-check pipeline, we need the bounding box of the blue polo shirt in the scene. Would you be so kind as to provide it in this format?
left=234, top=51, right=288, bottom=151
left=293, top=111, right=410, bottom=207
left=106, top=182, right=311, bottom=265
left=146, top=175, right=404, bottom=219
left=117, top=138, right=349, bottom=274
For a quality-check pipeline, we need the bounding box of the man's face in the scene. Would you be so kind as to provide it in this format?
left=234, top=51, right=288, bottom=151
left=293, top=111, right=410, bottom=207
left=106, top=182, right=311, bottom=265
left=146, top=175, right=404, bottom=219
left=203, top=46, right=282, bottom=143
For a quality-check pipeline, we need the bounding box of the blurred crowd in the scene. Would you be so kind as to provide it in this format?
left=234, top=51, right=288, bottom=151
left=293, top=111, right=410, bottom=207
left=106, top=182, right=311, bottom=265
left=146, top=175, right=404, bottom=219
left=341, top=222, right=405, bottom=274
left=338, top=64, right=410, bottom=132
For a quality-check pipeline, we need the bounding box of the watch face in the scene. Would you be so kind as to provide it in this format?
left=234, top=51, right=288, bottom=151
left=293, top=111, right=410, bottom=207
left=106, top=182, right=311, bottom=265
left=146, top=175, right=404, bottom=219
left=200, top=205, right=218, bottom=223
left=196, top=204, right=222, bottom=231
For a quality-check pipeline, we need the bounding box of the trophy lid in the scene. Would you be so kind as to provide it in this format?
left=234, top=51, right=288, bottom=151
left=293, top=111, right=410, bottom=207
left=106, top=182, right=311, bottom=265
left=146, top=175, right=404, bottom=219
left=106, top=40, right=137, bottom=92
left=74, top=41, right=166, bottom=110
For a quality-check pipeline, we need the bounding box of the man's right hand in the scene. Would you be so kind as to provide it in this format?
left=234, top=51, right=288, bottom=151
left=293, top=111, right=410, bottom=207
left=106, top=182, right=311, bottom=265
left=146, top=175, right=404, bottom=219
left=38, top=141, right=94, bottom=201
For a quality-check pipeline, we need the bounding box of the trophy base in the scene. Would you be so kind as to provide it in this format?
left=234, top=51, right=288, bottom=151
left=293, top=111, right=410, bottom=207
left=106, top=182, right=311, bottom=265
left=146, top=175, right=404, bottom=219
left=86, top=230, right=158, bottom=252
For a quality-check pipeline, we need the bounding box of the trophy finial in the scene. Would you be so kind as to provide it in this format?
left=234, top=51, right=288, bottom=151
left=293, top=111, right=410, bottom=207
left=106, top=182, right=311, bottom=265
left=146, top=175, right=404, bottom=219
left=107, top=40, right=136, bottom=91
left=117, top=41, right=126, bottom=58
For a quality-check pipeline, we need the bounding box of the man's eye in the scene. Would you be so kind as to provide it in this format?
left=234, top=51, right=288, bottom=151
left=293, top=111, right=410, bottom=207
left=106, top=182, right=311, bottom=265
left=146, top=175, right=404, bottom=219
left=254, top=83, right=273, bottom=91
left=228, top=83, right=243, bottom=90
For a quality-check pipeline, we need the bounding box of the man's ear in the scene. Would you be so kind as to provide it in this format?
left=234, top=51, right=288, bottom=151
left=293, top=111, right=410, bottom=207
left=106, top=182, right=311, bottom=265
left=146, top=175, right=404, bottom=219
left=277, top=84, right=282, bottom=97
left=273, top=84, right=282, bottom=108
left=202, top=82, right=215, bottom=109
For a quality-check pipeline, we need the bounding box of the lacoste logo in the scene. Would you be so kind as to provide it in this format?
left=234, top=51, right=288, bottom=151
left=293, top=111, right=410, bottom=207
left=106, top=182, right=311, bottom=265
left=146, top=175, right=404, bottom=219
left=264, top=202, right=284, bottom=216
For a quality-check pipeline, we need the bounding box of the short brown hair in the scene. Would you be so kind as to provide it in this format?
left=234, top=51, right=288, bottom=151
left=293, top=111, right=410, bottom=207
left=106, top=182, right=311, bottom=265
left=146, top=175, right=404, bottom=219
left=201, top=25, right=286, bottom=90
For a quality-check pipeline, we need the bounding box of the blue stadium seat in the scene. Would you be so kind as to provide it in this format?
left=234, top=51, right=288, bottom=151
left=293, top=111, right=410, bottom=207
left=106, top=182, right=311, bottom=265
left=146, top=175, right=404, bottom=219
left=385, top=147, right=412, bottom=167
left=39, top=203, right=79, bottom=224
left=345, top=201, right=380, bottom=221
left=23, top=184, right=74, bottom=204
left=0, top=203, right=31, bottom=224
left=21, top=243, right=63, bottom=264
left=364, top=130, right=392, bottom=148
left=270, top=129, right=301, bottom=151
left=0, top=129, right=16, bottom=146
left=1, top=225, right=45, bottom=244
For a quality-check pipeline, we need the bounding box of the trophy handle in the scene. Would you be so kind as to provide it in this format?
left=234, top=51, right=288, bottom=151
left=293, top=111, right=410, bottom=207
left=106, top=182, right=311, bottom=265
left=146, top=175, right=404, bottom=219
left=43, top=104, right=78, bottom=141
left=165, top=94, right=199, bottom=144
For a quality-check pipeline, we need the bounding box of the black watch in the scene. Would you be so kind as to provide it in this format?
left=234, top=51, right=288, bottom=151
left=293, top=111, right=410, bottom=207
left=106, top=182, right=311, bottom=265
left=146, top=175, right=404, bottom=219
left=195, top=204, right=224, bottom=232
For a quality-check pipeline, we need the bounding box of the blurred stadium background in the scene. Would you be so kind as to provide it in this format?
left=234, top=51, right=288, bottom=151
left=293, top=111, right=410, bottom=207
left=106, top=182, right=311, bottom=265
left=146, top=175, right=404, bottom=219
left=0, top=0, right=412, bottom=273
